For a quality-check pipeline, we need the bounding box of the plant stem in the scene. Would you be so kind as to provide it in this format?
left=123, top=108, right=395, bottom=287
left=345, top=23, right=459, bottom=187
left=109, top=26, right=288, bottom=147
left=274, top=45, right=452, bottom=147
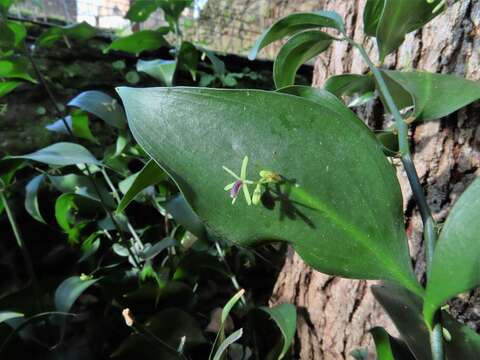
left=0, top=191, right=42, bottom=313
left=347, top=39, right=443, bottom=360
left=24, top=44, right=142, bottom=269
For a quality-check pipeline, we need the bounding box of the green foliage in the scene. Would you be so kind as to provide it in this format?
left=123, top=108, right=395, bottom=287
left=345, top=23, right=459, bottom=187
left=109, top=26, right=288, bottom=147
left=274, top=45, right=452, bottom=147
left=136, top=59, right=176, bottom=86
left=0, top=57, right=36, bottom=83
left=12, top=142, right=99, bottom=166
left=37, top=21, right=97, bottom=47
left=118, top=87, right=421, bottom=294
left=54, top=276, right=99, bottom=313
left=106, top=30, right=168, bottom=55
left=24, top=174, right=46, bottom=223
left=424, top=178, right=480, bottom=326
left=370, top=327, right=415, bottom=360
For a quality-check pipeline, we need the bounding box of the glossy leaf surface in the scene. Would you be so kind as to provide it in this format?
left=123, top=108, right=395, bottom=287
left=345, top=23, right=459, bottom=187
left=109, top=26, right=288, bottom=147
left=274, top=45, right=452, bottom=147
left=383, top=70, right=480, bottom=122
left=324, top=74, right=375, bottom=97
left=249, top=11, right=345, bottom=60
left=12, top=142, right=99, bottom=166
left=54, top=276, right=99, bottom=313
left=273, top=31, right=332, bottom=88
left=363, top=0, right=384, bottom=37
left=25, top=174, right=46, bottom=223
left=424, top=177, right=480, bottom=326
left=119, top=87, right=420, bottom=294
left=68, top=90, right=127, bottom=129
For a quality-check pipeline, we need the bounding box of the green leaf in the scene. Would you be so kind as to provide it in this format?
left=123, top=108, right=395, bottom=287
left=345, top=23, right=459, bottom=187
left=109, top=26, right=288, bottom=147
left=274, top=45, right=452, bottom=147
left=126, top=0, right=159, bottom=22
left=117, top=159, right=166, bottom=213
left=54, top=276, right=99, bottom=313
left=363, top=0, right=385, bottom=37
left=209, top=289, right=245, bottom=360
left=212, top=328, right=243, bottom=360
left=106, top=30, right=168, bottom=54
left=349, top=348, right=369, bottom=360
left=373, top=281, right=480, bottom=360
left=164, top=194, right=206, bottom=240
left=0, top=20, right=26, bottom=50
left=47, top=111, right=98, bottom=144
left=118, top=87, right=421, bottom=294
left=423, top=177, right=480, bottom=326
left=382, top=70, right=480, bottom=122
left=0, top=0, right=14, bottom=15
left=141, top=237, right=177, bottom=260
left=157, top=0, right=192, bottom=26
left=177, top=41, right=199, bottom=81
left=370, top=327, right=415, bottom=360
left=0, top=58, right=36, bottom=83
left=249, top=11, right=345, bottom=60
left=375, top=0, right=449, bottom=61
left=273, top=30, right=332, bottom=89
left=0, top=80, right=21, bottom=97
left=258, top=304, right=296, bottom=359
left=324, top=74, right=375, bottom=97
left=136, top=59, right=176, bottom=86
left=12, top=142, right=99, bottom=166
left=0, top=311, right=24, bottom=324
left=24, top=174, right=46, bottom=223
left=37, top=21, right=97, bottom=47
left=79, top=233, right=101, bottom=262
left=348, top=91, right=376, bottom=108
left=68, top=90, right=127, bottom=129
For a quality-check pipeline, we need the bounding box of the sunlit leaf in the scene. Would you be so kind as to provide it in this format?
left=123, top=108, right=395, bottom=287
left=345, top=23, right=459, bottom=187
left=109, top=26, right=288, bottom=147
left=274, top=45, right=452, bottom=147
left=0, top=58, right=36, bottom=83
left=0, top=80, right=21, bottom=97
left=273, top=30, right=332, bottom=89
left=106, top=30, right=168, bottom=55
left=37, top=21, right=97, bottom=47
left=68, top=90, right=127, bottom=129
left=119, top=87, right=421, bottom=294
left=249, top=11, right=345, bottom=60
left=126, top=0, right=159, bottom=22
left=424, top=177, right=480, bottom=326
left=12, top=142, right=99, bottom=166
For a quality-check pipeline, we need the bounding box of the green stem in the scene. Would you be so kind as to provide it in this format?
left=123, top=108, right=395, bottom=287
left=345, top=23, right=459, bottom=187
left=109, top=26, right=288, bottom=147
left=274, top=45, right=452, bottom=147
left=0, top=191, right=42, bottom=313
left=347, top=38, right=443, bottom=360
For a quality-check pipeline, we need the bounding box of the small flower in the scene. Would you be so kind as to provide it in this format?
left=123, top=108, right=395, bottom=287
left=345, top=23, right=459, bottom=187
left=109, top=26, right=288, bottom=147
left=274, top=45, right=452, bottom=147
left=230, top=180, right=243, bottom=200
left=223, top=156, right=254, bottom=205
left=259, top=170, right=282, bottom=183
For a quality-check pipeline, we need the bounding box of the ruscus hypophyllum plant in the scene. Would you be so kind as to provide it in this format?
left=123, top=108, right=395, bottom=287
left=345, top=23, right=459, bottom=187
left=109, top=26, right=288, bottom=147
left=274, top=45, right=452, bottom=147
left=116, top=0, right=480, bottom=359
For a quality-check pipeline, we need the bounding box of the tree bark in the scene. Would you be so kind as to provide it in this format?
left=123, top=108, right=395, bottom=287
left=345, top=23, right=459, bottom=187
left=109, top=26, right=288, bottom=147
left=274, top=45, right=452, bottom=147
left=270, top=1, right=480, bottom=359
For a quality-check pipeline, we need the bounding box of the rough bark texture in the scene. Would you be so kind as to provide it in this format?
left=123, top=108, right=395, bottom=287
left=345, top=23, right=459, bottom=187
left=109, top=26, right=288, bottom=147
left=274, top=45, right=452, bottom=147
left=270, top=1, right=480, bottom=359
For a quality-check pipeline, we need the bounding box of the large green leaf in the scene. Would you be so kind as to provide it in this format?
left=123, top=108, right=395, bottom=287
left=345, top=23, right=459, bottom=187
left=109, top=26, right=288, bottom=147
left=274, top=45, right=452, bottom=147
left=117, top=159, right=166, bottom=212
left=382, top=70, right=480, bottom=122
left=37, top=21, right=97, bottom=47
left=12, top=142, right=99, bottom=166
left=46, top=111, right=98, bottom=144
left=136, top=59, right=176, bottom=86
left=424, top=177, right=480, bottom=326
left=54, top=276, right=99, bottom=312
left=273, top=31, right=332, bottom=89
left=68, top=91, right=127, bottom=129
left=372, top=282, right=480, bottom=360
left=258, top=304, right=296, bottom=360
left=118, top=87, right=421, bottom=294
left=126, top=0, right=159, bottom=22
left=24, top=174, right=46, bottom=223
left=249, top=11, right=345, bottom=60
left=375, top=0, right=449, bottom=60
left=324, top=74, right=375, bottom=97
left=106, top=30, right=168, bottom=55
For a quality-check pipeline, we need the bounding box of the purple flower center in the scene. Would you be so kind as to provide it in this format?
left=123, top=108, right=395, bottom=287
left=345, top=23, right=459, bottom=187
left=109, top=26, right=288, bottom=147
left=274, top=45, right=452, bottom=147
left=230, top=180, right=243, bottom=198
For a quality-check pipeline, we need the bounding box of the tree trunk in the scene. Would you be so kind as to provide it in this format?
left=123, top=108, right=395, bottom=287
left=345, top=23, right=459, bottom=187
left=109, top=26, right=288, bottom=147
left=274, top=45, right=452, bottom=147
left=270, top=1, right=480, bottom=359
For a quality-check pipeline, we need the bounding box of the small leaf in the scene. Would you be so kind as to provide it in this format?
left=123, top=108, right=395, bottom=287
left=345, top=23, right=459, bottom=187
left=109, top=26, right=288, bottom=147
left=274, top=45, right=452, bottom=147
left=24, top=174, right=46, bottom=223
left=0, top=80, right=21, bottom=97
left=79, top=233, right=101, bottom=263
left=106, top=30, right=168, bottom=54
left=157, top=0, right=192, bottom=26
left=177, top=41, right=199, bottom=81
left=382, top=70, right=480, bottom=122
left=370, top=327, right=415, bottom=360
left=273, top=30, right=332, bottom=89
left=136, top=59, right=176, bottom=86
left=141, top=237, right=177, bottom=260
left=164, top=194, right=206, bottom=240
left=258, top=304, right=296, bottom=359
left=376, top=0, right=449, bottom=60
left=424, top=177, right=480, bottom=326
left=0, top=311, right=24, bottom=324
left=349, top=348, right=369, bottom=360
left=212, top=328, right=243, bottom=360
left=126, top=0, right=159, bottom=22
left=37, top=21, right=97, bottom=47
left=0, top=20, right=26, bottom=50
left=54, top=276, right=99, bottom=313
left=12, top=142, right=99, bottom=166
left=348, top=91, right=376, bottom=107
left=324, top=74, right=375, bottom=97
left=249, top=11, right=345, bottom=60
left=117, top=159, right=166, bottom=213
left=68, top=90, right=127, bottom=129
left=0, top=58, right=36, bottom=83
